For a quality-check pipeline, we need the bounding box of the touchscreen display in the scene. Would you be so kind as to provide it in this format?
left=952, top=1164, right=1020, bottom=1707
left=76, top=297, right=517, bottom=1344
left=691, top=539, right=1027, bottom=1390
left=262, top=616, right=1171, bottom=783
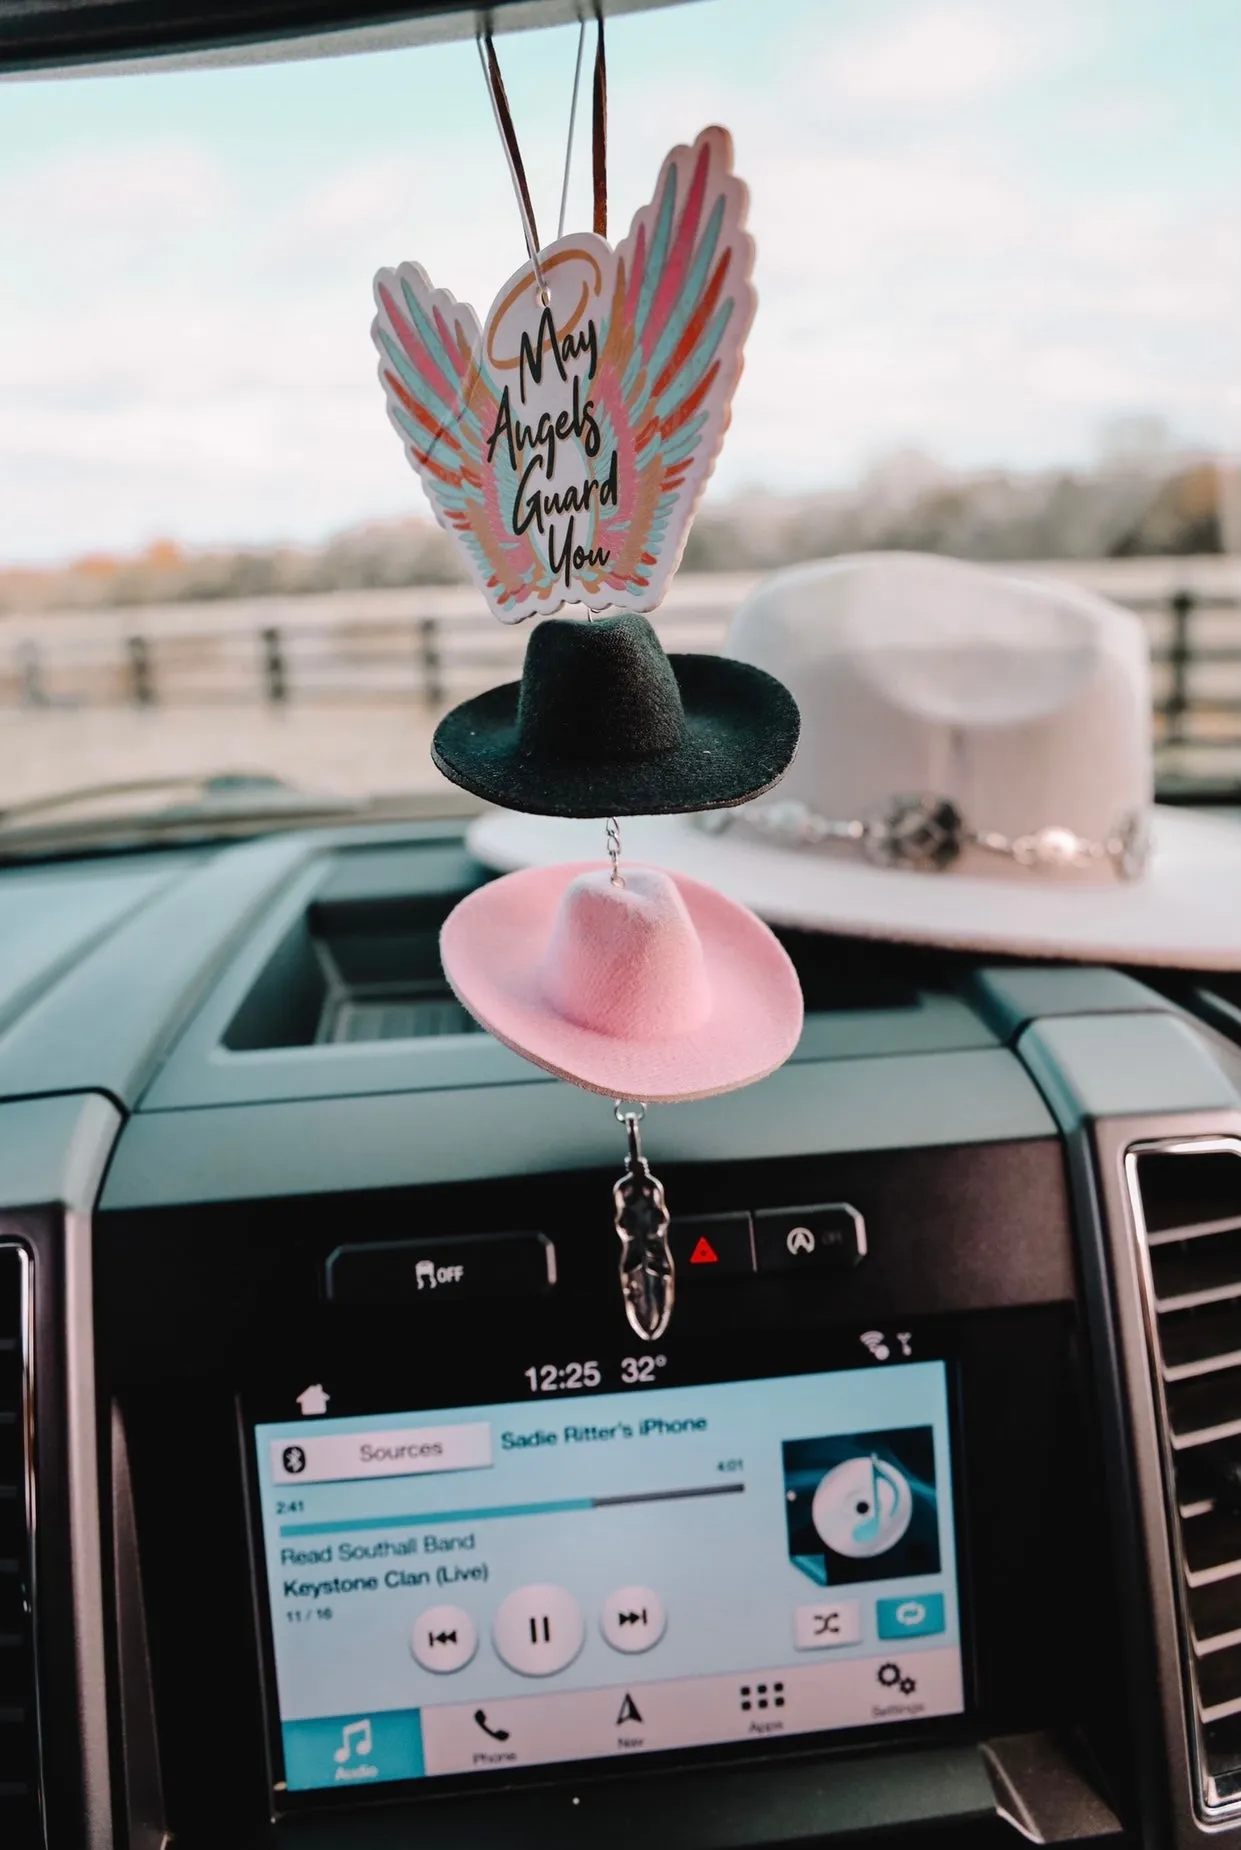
left=253, top=1360, right=964, bottom=1794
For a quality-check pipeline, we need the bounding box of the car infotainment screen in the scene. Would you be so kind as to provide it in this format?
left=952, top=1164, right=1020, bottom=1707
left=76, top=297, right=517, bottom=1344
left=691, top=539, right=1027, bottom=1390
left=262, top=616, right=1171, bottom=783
left=252, top=1359, right=964, bottom=1796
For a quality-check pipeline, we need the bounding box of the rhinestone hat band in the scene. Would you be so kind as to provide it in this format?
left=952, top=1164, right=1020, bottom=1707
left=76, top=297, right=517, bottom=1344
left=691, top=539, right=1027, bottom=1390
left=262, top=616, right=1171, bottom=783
left=696, top=794, right=1151, bottom=882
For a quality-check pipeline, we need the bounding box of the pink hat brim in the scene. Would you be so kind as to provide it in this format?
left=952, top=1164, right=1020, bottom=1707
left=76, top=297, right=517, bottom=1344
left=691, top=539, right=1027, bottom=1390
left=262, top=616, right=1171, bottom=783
left=441, top=861, right=804, bottom=1103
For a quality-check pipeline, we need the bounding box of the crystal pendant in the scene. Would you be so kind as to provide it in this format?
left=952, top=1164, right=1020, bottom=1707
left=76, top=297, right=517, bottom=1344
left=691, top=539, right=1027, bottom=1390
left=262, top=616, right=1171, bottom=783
left=870, top=795, right=965, bottom=872
left=613, top=1109, right=674, bottom=1342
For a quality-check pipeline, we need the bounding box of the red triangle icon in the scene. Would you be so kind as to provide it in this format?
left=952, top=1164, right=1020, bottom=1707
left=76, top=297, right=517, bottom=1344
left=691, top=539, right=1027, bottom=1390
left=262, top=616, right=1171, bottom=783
left=689, top=1235, right=720, bottom=1265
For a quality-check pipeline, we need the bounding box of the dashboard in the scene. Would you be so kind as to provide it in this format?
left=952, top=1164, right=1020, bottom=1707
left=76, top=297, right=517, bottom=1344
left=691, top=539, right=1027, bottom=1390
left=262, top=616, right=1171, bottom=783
left=5, top=818, right=1241, bottom=1849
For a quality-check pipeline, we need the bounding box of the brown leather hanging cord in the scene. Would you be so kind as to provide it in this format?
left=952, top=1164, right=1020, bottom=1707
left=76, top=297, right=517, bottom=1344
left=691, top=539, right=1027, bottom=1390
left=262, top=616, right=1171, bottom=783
left=480, top=28, right=543, bottom=261
left=591, top=4, right=607, bottom=240
left=482, top=10, right=607, bottom=264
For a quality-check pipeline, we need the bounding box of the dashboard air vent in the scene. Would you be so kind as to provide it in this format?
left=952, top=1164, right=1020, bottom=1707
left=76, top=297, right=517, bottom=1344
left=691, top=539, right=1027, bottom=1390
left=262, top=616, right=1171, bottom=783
left=0, top=1242, right=41, bottom=1848
left=1129, top=1141, right=1241, bottom=1818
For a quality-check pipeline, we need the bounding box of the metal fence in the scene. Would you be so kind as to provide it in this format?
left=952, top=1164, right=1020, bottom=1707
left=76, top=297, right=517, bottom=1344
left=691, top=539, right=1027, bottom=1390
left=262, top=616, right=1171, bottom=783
left=4, top=564, right=1241, bottom=774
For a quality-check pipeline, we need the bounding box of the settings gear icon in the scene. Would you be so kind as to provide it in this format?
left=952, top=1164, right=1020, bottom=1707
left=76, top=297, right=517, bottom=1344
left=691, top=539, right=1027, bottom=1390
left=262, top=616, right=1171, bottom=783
left=876, top=1661, right=917, bottom=1697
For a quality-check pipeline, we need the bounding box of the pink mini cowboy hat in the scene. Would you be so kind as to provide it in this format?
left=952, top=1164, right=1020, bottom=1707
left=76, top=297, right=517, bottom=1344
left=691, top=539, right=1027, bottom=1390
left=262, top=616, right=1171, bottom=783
left=440, top=861, right=804, bottom=1103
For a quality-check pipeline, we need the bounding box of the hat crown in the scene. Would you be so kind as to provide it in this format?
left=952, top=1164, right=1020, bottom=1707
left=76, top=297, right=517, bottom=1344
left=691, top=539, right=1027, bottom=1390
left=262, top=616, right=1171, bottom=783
left=516, top=613, right=688, bottom=764
left=728, top=552, right=1152, bottom=868
left=540, top=866, right=713, bottom=1040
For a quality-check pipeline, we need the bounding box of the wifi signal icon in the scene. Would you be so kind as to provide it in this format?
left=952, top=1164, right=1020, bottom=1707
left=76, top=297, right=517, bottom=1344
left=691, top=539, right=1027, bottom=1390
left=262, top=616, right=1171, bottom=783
left=860, top=1331, right=891, bottom=1362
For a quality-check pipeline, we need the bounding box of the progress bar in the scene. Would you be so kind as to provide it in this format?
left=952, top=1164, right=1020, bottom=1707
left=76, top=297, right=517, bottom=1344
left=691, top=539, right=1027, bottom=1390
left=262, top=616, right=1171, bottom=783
left=279, top=1480, right=745, bottom=1538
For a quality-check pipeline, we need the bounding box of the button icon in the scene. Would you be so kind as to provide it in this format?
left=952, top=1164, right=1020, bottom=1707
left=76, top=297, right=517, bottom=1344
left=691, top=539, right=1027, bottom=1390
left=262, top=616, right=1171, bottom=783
left=472, top=1708, right=510, bottom=1742
left=326, top=1232, right=556, bottom=1306
left=877, top=1660, right=918, bottom=1696
left=669, top=1213, right=754, bottom=1280
left=296, top=1383, right=330, bottom=1416
left=811, top=1454, right=913, bottom=1557
left=411, top=1604, right=478, bottom=1673
left=616, top=1692, right=643, bottom=1725
left=281, top=1710, right=424, bottom=1790
left=877, top=1592, right=945, bottom=1640
left=754, top=1204, right=866, bottom=1274
left=794, top=1600, right=861, bottom=1650
left=492, top=1585, right=584, bottom=1676
left=282, top=1444, right=307, bottom=1475
left=333, top=1716, right=373, bottom=1766
left=739, top=1680, right=784, bottom=1712
left=600, top=1586, right=666, bottom=1654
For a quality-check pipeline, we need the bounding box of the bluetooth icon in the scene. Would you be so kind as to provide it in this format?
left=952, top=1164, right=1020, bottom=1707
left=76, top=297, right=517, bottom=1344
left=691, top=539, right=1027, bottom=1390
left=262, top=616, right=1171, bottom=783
left=282, top=1444, right=307, bottom=1475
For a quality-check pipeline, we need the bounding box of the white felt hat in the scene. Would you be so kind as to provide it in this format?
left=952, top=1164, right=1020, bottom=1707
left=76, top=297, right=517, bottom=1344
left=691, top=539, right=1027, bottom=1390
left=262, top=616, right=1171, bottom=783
left=469, top=552, right=1241, bottom=968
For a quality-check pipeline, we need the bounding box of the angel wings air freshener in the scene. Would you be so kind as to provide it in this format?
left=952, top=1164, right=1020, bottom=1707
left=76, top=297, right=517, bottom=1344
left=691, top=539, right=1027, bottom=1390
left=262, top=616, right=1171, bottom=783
left=372, top=126, right=755, bottom=622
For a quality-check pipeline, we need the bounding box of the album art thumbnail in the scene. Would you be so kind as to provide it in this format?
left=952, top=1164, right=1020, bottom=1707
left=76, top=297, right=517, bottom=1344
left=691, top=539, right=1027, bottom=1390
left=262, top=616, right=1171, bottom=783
left=783, top=1426, right=940, bottom=1587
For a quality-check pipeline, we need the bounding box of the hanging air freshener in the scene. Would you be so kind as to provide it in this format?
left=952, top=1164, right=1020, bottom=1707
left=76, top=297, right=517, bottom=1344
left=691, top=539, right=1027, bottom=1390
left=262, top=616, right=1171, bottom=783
left=372, top=22, right=798, bottom=818
left=404, top=25, right=804, bottom=1339
left=371, top=26, right=756, bottom=623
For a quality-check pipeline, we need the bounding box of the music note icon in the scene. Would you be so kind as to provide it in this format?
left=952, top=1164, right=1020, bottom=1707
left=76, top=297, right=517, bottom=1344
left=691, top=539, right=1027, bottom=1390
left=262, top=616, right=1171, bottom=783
left=333, top=1718, right=373, bottom=1764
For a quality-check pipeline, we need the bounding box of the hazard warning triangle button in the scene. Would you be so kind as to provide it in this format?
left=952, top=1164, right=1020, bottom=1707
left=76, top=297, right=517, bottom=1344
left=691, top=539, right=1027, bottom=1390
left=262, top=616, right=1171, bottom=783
left=672, top=1215, right=754, bottom=1280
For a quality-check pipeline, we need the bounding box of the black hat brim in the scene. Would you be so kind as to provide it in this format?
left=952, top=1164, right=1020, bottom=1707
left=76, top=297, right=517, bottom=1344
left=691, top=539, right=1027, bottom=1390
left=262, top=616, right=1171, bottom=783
left=431, top=653, right=800, bottom=819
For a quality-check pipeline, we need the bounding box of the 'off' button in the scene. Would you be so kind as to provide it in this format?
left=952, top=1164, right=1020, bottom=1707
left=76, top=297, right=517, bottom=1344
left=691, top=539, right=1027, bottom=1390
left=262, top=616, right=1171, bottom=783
left=754, top=1204, right=867, bottom=1273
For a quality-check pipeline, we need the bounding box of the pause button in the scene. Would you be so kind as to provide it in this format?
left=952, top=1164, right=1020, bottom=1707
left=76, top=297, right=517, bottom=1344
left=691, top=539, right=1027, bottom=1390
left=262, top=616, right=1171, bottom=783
left=492, top=1585, right=584, bottom=1676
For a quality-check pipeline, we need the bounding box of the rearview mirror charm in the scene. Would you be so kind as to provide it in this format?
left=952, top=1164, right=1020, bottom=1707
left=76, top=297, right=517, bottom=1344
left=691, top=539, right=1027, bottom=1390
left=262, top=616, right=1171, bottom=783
left=372, top=123, right=754, bottom=624
left=421, top=28, right=804, bottom=1343
left=613, top=1105, right=674, bottom=1343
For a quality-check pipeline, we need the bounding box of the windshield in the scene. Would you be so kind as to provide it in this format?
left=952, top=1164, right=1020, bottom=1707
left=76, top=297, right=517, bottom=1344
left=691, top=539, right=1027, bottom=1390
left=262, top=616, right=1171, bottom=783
left=1, top=0, right=1238, bottom=824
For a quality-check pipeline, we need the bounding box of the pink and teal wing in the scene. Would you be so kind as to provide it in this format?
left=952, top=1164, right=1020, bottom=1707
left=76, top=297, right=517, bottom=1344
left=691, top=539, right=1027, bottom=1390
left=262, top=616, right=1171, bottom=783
left=371, top=263, right=550, bottom=620
left=585, top=127, right=755, bottom=605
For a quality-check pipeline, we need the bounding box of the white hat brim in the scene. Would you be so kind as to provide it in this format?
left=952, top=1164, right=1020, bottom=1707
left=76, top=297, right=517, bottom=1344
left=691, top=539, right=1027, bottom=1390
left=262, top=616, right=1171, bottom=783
left=468, top=806, right=1241, bottom=970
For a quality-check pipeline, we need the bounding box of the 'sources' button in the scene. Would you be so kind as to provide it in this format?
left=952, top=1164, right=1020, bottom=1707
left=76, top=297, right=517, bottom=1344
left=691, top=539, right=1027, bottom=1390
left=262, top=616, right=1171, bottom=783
left=793, top=1600, right=862, bottom=1649
left=876, top=1593, right=946, bottom=1639
left=326, top=1232, right=556, bottom=1304
left=669, top=1213, right=754, bottom=1279
left=600, top=1586, right=667, bottom=1654
left=492, top=1585, right=584, bottom=1676
left=410, top=1604, right=478, bottom=1673
left=753, top=1204, right=866, bottom=1273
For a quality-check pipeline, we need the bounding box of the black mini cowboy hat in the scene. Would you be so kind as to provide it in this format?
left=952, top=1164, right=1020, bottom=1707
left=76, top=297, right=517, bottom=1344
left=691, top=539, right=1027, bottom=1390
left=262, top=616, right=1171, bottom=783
left=431, top=610, right=800, bottom=818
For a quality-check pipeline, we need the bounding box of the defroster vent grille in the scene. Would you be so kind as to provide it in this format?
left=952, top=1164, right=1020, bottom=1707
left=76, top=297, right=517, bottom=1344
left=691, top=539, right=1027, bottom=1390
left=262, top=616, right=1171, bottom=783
left=0, top=1243, right=41, bottom=1848
left=1129, top=1141, right=1241, bottom=1818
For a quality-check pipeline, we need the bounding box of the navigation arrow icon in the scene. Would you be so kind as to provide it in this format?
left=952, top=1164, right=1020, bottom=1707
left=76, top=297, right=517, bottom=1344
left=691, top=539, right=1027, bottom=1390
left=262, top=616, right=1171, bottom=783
left=616, top=1693, right=643, bottom=1725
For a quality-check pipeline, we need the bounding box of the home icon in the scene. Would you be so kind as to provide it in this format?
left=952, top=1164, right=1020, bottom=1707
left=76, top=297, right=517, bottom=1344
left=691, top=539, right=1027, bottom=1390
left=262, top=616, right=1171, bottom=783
left=296, top=1383, right=330, bottom=1417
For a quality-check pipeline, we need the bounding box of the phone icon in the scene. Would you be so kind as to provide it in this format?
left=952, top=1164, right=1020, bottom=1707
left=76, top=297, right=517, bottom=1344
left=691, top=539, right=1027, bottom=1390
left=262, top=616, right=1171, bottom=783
left=473, top=1709, right=510, bottom=1742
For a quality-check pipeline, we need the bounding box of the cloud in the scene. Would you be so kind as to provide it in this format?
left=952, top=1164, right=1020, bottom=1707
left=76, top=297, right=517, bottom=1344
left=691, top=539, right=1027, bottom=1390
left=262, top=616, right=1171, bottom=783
left=814, top=1, right=1083, bottom=110
left=0, top=0, right=1237, bottom=560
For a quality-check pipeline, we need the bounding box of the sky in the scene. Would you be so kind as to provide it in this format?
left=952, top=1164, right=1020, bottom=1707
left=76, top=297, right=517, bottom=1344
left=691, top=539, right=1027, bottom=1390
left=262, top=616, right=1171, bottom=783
left=0, top=0, right=1238, bottom=564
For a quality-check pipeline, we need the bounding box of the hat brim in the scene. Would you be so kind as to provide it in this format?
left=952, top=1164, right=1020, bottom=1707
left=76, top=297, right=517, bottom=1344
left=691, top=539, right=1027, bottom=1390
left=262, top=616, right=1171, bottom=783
left=440, top=861, right=804, bottom=1102
left=467, top=808, right=1241, bottom=971
left=432, top=653, right=800, bottom=818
